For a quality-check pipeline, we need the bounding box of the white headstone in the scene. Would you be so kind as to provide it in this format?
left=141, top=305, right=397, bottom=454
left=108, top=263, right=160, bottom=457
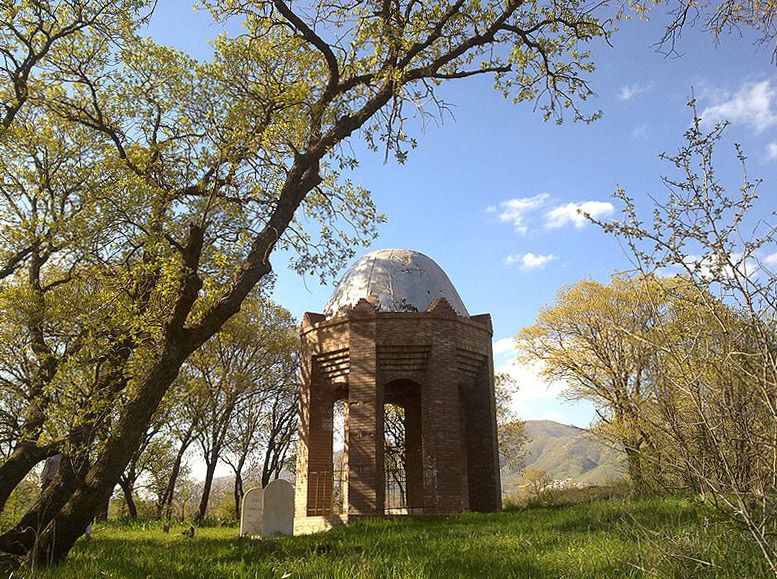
left=240, top=487, right=263, bottom=537
left=262, top=479, right=294, bottom=536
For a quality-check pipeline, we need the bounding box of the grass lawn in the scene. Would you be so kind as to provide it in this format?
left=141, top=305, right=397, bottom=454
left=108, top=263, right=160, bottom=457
left=17, top=497, right=768, bottom=578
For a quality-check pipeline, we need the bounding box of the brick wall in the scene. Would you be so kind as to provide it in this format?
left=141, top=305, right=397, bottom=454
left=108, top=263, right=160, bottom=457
left=295, top=298, right=501, bottom=524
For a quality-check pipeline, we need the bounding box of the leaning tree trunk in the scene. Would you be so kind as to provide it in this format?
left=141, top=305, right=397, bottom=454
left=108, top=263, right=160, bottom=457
left=0, top=336, right=135, bottom=568
left=0, top=454, right=86, bottom=558
left=0, top=442, right=55, bottom=513
left=17, top=159, right=318, bottom=565
left=22, top=344, right=193, bottom=566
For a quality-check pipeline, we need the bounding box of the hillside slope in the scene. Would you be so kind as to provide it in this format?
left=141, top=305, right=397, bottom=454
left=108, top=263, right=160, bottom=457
left=502, top=420, right=625, bottom=494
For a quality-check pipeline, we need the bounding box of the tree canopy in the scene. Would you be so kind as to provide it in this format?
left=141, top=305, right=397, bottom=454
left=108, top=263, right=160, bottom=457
left=0, top=0, right=607, bottom=567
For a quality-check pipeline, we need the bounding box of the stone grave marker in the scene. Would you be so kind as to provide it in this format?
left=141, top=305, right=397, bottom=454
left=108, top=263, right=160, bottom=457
left=240, top=487, right=263, bottom=537
left=262, top=479, right=294, bottom=536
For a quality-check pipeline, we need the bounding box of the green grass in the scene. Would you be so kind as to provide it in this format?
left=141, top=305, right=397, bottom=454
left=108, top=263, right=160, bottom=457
left=17, top=497, right=769, bottom=578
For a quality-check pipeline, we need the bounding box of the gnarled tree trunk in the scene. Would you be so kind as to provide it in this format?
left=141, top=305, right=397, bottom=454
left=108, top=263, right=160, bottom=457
left=25, top=344, right=194, bottom=566
left=0, top=442, right=56, bottom=513
left=0, top=453, right=87, bottom=558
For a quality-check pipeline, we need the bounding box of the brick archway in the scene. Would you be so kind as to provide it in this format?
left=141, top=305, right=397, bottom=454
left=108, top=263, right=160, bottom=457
left=383, top=378, right=423, bottom=514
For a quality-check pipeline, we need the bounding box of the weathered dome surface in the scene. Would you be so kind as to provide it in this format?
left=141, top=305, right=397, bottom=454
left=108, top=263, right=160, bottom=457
left=324, top=249, right=469, bottom=318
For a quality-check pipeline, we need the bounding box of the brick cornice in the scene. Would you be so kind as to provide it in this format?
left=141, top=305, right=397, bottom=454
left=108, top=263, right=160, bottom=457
left=300, top=310, right=494, bottom=338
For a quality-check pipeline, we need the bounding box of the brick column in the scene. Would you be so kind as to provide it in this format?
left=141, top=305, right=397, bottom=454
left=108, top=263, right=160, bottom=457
left=294, top=351, right=313, bottom=519
left=423, top=317, right=468, bottom=513
left=464, top=356, right=502, bottom=512
left=339, top=397, right=349, bottom=514
left=304, top=379, right=334, bottom=515
left=404, top=392, right=424, bottom=512
left=347, top=300, right=384, bottom=516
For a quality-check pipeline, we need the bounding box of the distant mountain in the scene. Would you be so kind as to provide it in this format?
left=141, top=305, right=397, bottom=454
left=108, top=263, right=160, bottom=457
left=501, top=420, right=626, bottom=494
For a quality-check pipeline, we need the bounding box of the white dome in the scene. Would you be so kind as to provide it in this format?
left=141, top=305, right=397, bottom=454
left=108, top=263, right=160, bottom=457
left=324, top=249, right=469, bottom=318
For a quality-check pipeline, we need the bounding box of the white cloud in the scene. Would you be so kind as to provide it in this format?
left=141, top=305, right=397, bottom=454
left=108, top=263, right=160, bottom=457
left=493, top=341, right=573, bottom=418
left=494, top=340, right=594, bottom=427
left=701, top=80, right=777, bottom=133
left=505, top=252, right=556, bottom=269
left=504, top=253, right=556, bottom=269
left=767, top=142, right=777, bottom=160
left=496, top=357, right=569, bottom=404
left=494, top=195, right=614, bottom=233
left=631, top=122, right=651, bottom=141
left=495, top=193, right=549, bottom=234
left=618, top=82, right=653, bottom=101
left=683, top=252, right=756, bottom=280
left=545, top=201, right=614, bottom=229
left=763, top=252, right=777, bottom=268
left=493, top=337, right=517, bottom=355
left=522, top=253, right=555, bottom=269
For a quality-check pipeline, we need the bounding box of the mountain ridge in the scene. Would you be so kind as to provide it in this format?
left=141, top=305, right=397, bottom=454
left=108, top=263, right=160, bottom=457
left=501, top=419, right=626, bottom=494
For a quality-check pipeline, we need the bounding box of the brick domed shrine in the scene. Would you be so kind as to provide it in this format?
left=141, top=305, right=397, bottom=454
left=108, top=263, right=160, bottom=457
left=293, top=249, right=500, bottom=533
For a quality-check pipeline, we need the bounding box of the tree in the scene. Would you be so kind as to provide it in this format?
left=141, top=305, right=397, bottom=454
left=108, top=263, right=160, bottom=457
left=596, top=106, right=777, bottom=571
left=0, top=109, right=128, bottom=513
left=383, top=404, right=406, bottom=504
left=0, top=0, right=605, bottom=566
left=0, top=1, right=147, bottom=138
left=623, top=0, right=777, bottom=59
left=185, top=297, right=298, bottom=521
left=223, top=401, right=265, bottom=518
left=134, top=436, right=179, bottom=519
left=154, top=384, right=202, bottom=520
left=255, top=374, right=298, bottom=489
left=521, top=467, right=552, bottom=503
left=117, top=414, right=171, bottom=519
left=517, top=275, right=666, bottom=493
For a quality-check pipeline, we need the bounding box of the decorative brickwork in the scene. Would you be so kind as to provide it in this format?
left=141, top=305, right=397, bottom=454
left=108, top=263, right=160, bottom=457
left=294, top=289, right=501, bottom=530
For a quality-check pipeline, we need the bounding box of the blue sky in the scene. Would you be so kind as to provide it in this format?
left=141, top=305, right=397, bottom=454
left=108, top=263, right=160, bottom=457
left=147, top=3, right=777, bottom=429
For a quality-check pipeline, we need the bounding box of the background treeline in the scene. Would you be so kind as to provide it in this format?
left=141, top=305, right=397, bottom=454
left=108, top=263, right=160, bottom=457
left=0, top=294, right=300, bottom=528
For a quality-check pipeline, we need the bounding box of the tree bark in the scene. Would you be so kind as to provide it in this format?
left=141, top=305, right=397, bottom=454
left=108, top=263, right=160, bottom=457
left=158, top=434, right=193, bottom=519
left=118, top=479, right=138, bottom=519
left=232, top=457, right=245, bottom=520
left=0, top=442, right=56, bottom=513
left=233, top=473, right=242, bottom=520
left=0, top=454, right=86, bottom=557
left=625, top=444, right=647, bottom=495
left=94, top=491, right=111, bottom=521
left=195, top=459, right=217, bottom=522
